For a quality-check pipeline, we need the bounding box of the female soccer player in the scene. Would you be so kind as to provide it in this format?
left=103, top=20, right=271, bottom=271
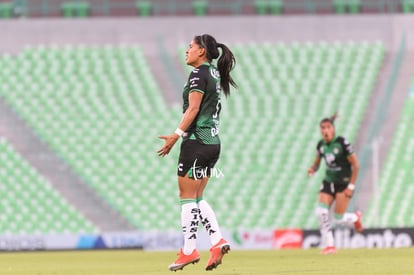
left=158, top=34, right=237, bottom=271
left=307, top=113, right=363, bottom=255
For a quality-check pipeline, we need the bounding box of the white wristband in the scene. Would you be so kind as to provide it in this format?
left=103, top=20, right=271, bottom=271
left=174, top=128, right=184, bottom=137
left=347, top=183, right=355, bottom=191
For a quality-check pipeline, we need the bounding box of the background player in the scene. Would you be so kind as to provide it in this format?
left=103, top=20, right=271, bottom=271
left=307, top=112, right=363, bottom=254
left=158, top=34, right=237, bottom=271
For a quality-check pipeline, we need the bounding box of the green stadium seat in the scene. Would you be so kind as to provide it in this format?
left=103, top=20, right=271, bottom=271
left=254, top=0, right=267, bottom=15
left=136, top=1, right=152, bottom=16
left=0, top=2, right=12, bottom=18
left=192, top=0, right=208, bottom=16
left=349, top=0, right=361, bottom=14
left=333, top=0, right=346, bottom=13
left=61, top=1, right=90, bottom=18
left=269, top=0, right=283, bottom=15
left=333, top=0, right=361, bottom=14
left=402, top=0, right=414, bottom=13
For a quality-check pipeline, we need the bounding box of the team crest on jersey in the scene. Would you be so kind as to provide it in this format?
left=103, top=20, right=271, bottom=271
left=210, top=68, right=220, bottom=79
left=333, top=147, right=339, bottom=155
left=324, top=153, right=335, bottom=166
left=320, top=147, right=324, bottom=154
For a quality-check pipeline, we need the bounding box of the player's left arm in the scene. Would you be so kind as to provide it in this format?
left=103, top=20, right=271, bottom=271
left=347, top=153, right=359, bottom=189
left=345, top=150, right=359, bottom=198
left=338, top=136, right=359, bottom=197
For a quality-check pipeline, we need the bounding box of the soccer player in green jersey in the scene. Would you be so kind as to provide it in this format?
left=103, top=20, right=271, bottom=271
left=307, top=113, right=363, bottom=255
left=158, top=34, right=237, bottom=271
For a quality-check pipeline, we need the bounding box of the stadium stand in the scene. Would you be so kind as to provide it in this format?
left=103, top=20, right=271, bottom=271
left=61, top=2, right=90, bottom=17
left=0, top=138, right=96, bottom=234
left=0, top=45, right=182, bottom=231
left=365, top=83, right=414, bottom=228
left=213, top=41, right=385, bottom=229
left=0, top=41, right=384, bottom=231
left=1, top=0, right=412, bottom=18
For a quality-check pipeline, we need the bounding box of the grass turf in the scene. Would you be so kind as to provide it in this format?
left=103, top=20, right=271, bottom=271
left=0, top=248, right=412, bottom=275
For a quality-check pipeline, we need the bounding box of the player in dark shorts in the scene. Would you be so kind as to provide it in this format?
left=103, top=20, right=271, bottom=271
left=158, top=34, right=237, bottom=271
left=307, top=113, right=363, bottom=255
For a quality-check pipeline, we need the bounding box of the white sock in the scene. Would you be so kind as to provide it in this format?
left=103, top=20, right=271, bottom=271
left=334, top=212, right=357, bottom=227
left=198, top=199, right=222, bottom=246
left=316, top=206, right=334, bottom=247
left=180, top=199, right=199, bottom=255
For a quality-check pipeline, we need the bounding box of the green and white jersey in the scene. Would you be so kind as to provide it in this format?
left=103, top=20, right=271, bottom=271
left=316, top=136, right=354, bottom=185
left=182, top=62, right=222, bottom=145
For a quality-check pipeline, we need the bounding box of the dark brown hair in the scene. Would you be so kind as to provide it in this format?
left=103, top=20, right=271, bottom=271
left=194, top=34, right=237, bottom=97
left=320, top=111, right=338, bottom=126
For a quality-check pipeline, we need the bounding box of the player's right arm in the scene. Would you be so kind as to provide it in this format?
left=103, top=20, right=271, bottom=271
left=308, top=156, right=321, bottom=176
left=308, top=141, right=322, bottom=176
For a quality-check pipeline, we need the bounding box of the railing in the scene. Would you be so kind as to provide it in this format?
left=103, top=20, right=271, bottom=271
left=0, top=0, right=413, bottom=18
left=351, top=33, right=407, bottom=212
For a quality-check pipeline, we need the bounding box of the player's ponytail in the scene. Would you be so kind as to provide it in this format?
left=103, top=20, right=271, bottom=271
left=194, top=34, right=237, bottom=97
left=216, top=42, right=237, bottom=97
left=320, top=111, right=338, bottom=126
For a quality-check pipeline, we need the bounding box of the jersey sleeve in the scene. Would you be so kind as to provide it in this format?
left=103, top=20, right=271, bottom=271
left=188, top=67, right=208, bottom=94
left=338, top=136, right=354, bottom=156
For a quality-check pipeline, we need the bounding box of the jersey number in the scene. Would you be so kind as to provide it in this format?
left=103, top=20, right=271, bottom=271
left=211, top=99, right=221, bottom=137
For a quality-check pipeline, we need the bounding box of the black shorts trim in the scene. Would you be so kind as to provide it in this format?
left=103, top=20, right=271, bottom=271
left=319, top=181, right=348, bottom=196
left=177, top=139, right=220, bottom=179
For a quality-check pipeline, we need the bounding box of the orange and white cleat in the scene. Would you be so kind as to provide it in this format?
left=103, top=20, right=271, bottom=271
left=168, top=249, right=200, bottom=272
left=354, top=211, right=364, bottom=233
left=205, top=238, right=230, bottom=271
left=321, top=246, right=337, bottom=255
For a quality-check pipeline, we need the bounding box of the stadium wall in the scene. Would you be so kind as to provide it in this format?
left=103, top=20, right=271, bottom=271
left=1, top=228, right=413, bottom=251
left=0, top=15, right=414, bottom=53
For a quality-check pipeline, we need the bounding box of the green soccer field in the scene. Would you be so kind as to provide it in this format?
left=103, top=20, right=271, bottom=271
left=0, top=248, right=412, bottom=275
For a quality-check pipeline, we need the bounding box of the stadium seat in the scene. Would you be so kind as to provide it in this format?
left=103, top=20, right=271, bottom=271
left=349, top=0, right=361, bottom=14
left=192, top=0, right=208, bottom=16
left=0, top=138, right=96, bottom=234
left=136, top=1, right=152, bottom=16
left=254, top=0, right=283, bottom=15
left=402, top=0, right=414, bottom=13
left=333, top=0, right=360, bottom=14
left=254, top=0, right=267, bottom=15
left=61, top=2, right=90, bottom=17
left=0, top=2, right=12, bottom=18
left=269, top=0, right=283, bottom=14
